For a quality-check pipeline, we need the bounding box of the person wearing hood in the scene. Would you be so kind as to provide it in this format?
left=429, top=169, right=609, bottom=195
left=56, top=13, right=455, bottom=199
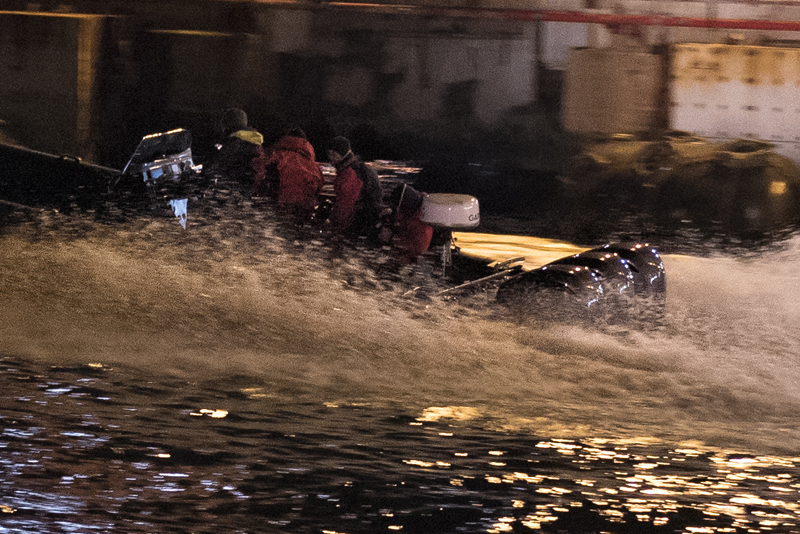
left=208, top=107, right=268, bottom=195
left=388, top=183, right=433, bottom=263
left=260, top=127, right=323, bottom=221
left=326, top=136, right=383, bottom=242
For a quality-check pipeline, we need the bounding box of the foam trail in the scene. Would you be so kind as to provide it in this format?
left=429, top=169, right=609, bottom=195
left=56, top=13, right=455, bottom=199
left=2, top=218, right=800, bottom=452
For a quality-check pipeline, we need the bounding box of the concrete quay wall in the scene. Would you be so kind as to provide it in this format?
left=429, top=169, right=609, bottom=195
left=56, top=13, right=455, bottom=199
left=0, top=6, right=544, bottom=168
left=5, top=2, right=800, bottom=169
left=0, top=12, right=107, bottom=161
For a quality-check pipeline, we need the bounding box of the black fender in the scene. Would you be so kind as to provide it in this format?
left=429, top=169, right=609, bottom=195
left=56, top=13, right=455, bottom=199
left=494, top=242, right=666, bottom=325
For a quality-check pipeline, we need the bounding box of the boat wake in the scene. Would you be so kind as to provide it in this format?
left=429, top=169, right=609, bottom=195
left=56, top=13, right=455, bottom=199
left=2, top=207, right=800, bottom=454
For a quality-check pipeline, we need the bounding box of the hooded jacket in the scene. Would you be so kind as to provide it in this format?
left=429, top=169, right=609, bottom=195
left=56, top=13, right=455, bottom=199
left=391, top=184, right=433, bottom=262
left=330, top=153, right=383, bottom=240
left=263, top=135, right=323, bottom=215
left=211, top=127, right=268, bottom=194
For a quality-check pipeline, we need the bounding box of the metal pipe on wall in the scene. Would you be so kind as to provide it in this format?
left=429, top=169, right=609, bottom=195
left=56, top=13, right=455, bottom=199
left=324, top=3, right=800, bottom=32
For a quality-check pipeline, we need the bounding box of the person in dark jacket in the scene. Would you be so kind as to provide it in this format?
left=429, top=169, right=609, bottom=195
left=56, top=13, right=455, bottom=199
left=208, top=108, right=268, bottom=195
left=260, top=128, right=323, bottom=221
left=388, top=184, right=433, bottom=263
left=326, top=136, right=383, bottom=242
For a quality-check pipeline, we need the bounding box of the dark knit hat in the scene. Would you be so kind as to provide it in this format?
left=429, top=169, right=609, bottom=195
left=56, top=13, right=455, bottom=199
left=287, top=127, right=307, bottom=140
left=221, top=108, right=248, bottom=133
left=328, top=136, right=351, bottom=156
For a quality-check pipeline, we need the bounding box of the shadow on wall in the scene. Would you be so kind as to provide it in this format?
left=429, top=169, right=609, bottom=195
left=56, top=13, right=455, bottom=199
left=0, top=8, right=574, bottom=186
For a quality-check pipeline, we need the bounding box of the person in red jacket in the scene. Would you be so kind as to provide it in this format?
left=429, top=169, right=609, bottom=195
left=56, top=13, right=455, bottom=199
left=207, top=108, right=267, bottom=196
left=326, top=136, right=383, bottom=242
left=389, top=183, right=433, bottom=263
left=260, top=128, right=323, bottom=222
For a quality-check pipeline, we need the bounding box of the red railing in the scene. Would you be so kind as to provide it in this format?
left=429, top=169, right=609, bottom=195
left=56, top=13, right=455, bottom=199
left=321, top=1, right=800, bottom=30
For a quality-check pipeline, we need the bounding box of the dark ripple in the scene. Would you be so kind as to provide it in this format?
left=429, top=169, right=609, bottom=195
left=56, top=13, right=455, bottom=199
left=3, top=372, right=800, bottom=534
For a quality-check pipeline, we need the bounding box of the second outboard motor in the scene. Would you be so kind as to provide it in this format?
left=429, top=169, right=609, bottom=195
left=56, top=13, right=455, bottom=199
left=588, top=243, right=666, bottom=296
left=118, top=128, right=202, bottom=200
left=494, top=242, right=667, bottom=326
left=495, top=263, right=605, bottom=321
left=546, top=249, right=636, bottom=298
left=112, top=129, right=204, bottom=228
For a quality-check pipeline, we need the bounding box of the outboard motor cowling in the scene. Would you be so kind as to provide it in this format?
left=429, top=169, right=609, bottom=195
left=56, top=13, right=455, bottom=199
left=496, top=263, right=604, bottom=312
left=120, top=129, right=201, bottom=196
left=546, top=250, right=636, bottom=298
left=589, top=243, right=666, bottom=296
left=113, top=128, right=204, bottom=228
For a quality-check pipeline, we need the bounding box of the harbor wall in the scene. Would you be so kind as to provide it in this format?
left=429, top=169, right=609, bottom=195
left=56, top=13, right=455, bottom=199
left=562, top=44, right=665, bottom=136
left=562, top=41, right=800, bottom=166
left=0, top=7, right=550, bottom=168
left=0, top=11, right=106, bottom=161
left=5, top=2, right=800, bottom=170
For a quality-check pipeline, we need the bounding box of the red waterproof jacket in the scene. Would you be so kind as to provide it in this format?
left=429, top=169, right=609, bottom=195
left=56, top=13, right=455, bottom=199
left=389, top=184, right=433, bottom=262
left=395, top=209, right=433, bottom=263
left=267, top=135, right=323, bottom=215
left=330, top=154, right=383, bottom=239
left=330, top=164, right=362, bottom=233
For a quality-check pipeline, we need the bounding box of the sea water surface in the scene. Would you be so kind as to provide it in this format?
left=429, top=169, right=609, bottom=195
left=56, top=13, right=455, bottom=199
left=3, top=182, right=800, bottom=533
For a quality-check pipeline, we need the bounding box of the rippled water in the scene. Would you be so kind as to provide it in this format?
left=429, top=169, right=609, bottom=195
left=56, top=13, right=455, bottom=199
left=3, top=186, right=800, bottom=533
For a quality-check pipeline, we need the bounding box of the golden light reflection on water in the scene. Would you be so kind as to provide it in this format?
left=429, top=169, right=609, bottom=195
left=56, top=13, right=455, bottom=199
left=5, top=198, right=800, bottom=533
left=401, top=408, right=800, bottom=530
left=417, top=406, right=482, bottom=422
left=397, top=425, right=800, bottom=533
left=189, top=408, right=228, bottom=418
left=242, top=387, right=268, bottom=399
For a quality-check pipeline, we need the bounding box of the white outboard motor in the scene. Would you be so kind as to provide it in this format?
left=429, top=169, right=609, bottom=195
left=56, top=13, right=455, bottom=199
left=420, top=193, right=480, bottom=270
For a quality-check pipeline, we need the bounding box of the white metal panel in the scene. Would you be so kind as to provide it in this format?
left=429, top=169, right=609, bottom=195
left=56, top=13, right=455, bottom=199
left=541, top=21, right=587, bottom=70
left=563, top=47, right=661, bottom=134
left=670, top=44, right=717, bottom=138
left=670, top=44, right=800, bottom=164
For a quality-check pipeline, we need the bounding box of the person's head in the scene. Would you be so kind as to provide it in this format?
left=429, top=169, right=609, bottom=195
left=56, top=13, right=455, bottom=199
left=220, top=108, right=248, bottom=135
left=327, top=136, right=352, bottom=165
left=287, top=127, right=307, bottom=140
left=391, top=184, right=425, bottom=216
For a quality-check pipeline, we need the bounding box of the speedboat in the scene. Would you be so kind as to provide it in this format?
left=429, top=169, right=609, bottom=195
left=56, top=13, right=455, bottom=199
left=0, top=128, right=667, bottom=320
left=417, top=191, right=666, bottom=319
left=444, top=229, right=666, bottom=320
